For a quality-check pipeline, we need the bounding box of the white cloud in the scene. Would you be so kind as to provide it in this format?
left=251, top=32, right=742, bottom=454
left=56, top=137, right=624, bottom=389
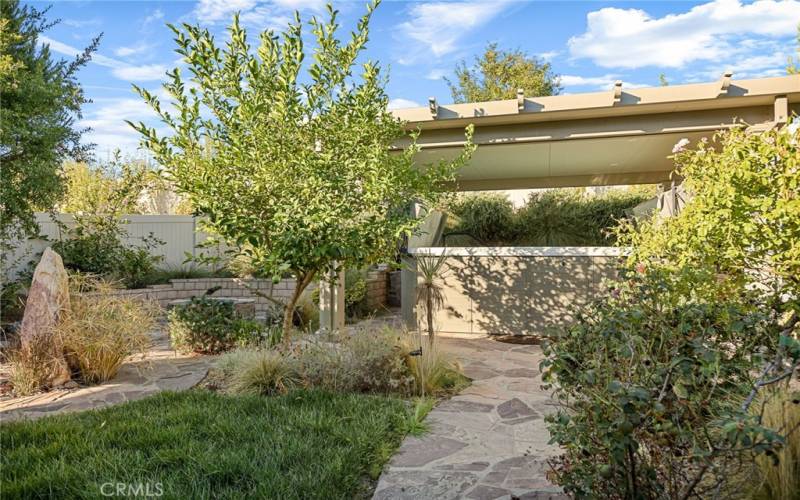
left=397, top=1, right=511, bottom=63
left=142, top=8, right=165, bottom=28
left=560, top=74, right=620, bottom=87
left=569, top=0, right=800, bottom=69
left=537, top=51, right=560, bottom=62
left=193, top=0, right=324, bottom=27
left=112, top=64, right=168, bottom=81
left=388, top=98, right=421, bottom=110
left=426, top=69, right=447, bottom=80
left=79, top=97, right=161, bottom=154
left=114, top=42, right=154, bottom=58
left=560, top=74, right=650, bottom=92
left=40, top=36, right=166, bottom=82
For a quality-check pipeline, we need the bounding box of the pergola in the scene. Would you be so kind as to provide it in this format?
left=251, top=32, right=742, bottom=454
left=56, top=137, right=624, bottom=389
left=379, top=74, right=799, bottom=331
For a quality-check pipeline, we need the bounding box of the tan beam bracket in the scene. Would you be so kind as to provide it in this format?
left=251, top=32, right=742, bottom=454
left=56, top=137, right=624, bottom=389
left=774, top=95, right=788, bottom=124
left=517, top=88, right=525, bottom=112
left=719, top=71, right=733, bottom=95
left=612, top=81, right=623, bottom=103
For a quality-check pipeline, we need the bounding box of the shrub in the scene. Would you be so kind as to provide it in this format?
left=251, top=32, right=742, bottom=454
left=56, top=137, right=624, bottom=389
left=445, top=188, right=652, bottom=246
left=541, top=268, right=797, bottom=498
left=216, top=328, right=467, bottom=398
left=0, top=280, right=25, bottom=324
left=401, top=335, right=468, bottom=397
left=60, top=286, right=154, bottom=384
left=618, top=124, right=800, bottom=312
left=448, top=193, right=515, bottom=244
left=516, top=188, right=649, bottom=246
left=53, top=220, right=163, bottom=289
left=168, top=297, right=263, bottom=354
left=228, top=350, right=298, bottom=396
left=296, top=328, right=415, bottom=394
left=749, top=389, right=800, bottom=500
left=5, top=347, right=59, bottom=397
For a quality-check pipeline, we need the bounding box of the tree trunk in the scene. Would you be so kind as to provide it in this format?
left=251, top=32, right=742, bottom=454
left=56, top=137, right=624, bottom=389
left=281, top=271, right=316, bottom=340
left=426, top=288, right=435, bottom=346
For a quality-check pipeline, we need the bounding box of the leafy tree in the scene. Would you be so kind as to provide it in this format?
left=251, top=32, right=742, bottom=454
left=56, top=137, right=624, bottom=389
left=0, top=1, right=98, bottom=246
left=618, top=124, right=800, bottom=315
left=131, top=2, right=474, bottom=336
left=446, top=42, right=561, bottom=103
left=59, top=154, right=149, bottom=215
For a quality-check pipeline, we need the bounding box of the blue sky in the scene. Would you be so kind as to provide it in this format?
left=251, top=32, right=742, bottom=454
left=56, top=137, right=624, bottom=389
left=31, top=0, right=800, bottom=158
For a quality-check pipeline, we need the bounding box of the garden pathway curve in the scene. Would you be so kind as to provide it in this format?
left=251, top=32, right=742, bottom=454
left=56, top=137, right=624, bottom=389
left=0, top=329, right=212, bottom=422
left=373, top=337, right=566, bottom=500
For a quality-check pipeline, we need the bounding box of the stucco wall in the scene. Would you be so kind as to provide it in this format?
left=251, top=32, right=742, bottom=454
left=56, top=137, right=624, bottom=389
left=411, top=247, right=625, bottom=336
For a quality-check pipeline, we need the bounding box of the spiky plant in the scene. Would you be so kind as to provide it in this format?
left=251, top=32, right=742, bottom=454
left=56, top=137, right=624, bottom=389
left=415, top=254, right=448, bottom=346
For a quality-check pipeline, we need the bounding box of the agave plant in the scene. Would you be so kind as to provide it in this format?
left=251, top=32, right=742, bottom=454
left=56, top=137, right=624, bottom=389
left=415, top=254, right=449, bottom=346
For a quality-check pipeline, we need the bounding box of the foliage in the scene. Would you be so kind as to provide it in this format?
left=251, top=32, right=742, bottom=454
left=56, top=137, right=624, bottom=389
left=617, top=124, right=800, bottom=314
left=541, top=267, right=799, bottom=499
left=130, top=1, right=474, bottom=336
left=0, top=390, right=411, bottom=498
left=60, top=280, right=155, bottom=383
left=5, top=343, right=58, bottom=397
left=447, top=193, right=514, bottom=244
left=401, top=335, right=468, bottom=398
left=0, top=1, right=96, bottom=245
left=294, top=328, right=415, bottom=394
left=228, top=350, right=298, bottom=396
left=447, top=42, right=561, bottom=103
left=446, top=188, right=652, bottom=246
left=216, top=327, right=466, bottom=398
left=401, top=397, right=435, bottom=436
left=415, top=254, right=448, bottom=346
left=749, top=389, right=800, bottom=500
left=0, top=279, right=25, bottom=324
left=49, top=155, right=165, bottom=288
left=52, top=221, right=163, bottom=289
left=168, top=296, right=268, bottom=354
left=58, top=155, right=151, bottom=215
left=310, top=267, right=372, bottom=320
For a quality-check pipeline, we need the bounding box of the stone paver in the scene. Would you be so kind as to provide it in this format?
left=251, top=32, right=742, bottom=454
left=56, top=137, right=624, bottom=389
left=0, top=329, right=212, bottom=422
left=374, top=337, right=566, bottom=500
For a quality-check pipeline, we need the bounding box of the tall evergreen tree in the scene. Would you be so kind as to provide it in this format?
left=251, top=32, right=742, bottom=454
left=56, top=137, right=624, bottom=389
left=0, top=1, right=98, bottom=247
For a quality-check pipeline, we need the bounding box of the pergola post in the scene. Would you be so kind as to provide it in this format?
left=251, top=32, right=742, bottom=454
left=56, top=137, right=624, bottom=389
left=319, top=265, right=345, bottom=332
left=401, top=255, right=417, bottom=329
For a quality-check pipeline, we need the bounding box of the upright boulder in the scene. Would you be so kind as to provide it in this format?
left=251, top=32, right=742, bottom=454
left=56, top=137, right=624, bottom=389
left=18, top=247, right=71, bottom=386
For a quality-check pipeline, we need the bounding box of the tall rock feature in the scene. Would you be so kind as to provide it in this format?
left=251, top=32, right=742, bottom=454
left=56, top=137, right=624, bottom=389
left=18, top=247, right=72, bottom=386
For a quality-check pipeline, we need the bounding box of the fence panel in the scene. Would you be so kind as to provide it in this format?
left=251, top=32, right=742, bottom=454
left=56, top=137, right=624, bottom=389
left=2, top=213, right=225, bottom=280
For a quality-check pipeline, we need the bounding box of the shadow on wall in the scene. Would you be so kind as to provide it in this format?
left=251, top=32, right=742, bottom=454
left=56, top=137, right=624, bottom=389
left=430, top=252, right=622, bottom=336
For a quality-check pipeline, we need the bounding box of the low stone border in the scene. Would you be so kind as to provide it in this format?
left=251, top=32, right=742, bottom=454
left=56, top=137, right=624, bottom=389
left=105, top=268, right=389, bottom=315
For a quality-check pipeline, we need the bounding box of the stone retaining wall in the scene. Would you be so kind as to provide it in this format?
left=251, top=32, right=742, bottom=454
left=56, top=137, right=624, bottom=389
left=109, top=269, right=389, bottom=314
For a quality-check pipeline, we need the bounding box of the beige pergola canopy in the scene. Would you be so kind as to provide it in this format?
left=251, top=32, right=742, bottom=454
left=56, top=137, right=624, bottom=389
left=391, top=75, right=800, bottom=190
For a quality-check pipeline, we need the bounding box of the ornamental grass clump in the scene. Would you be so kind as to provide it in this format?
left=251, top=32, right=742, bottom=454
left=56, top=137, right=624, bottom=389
left=228, top=350, right=299, bottom=396
left=60, top=281, right=154, bottom=384
left=749, top=389, right=800, bottom=500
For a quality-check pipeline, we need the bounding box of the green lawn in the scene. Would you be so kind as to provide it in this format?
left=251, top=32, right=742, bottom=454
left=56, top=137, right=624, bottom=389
left=1, top=390, right=411, bottom=499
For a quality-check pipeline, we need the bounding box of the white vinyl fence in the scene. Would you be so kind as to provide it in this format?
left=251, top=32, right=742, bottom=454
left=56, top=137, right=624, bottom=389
left=3, top=213, right=228, bottom=280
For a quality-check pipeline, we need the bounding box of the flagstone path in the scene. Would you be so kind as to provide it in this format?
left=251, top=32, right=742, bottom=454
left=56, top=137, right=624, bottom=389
left=373, top=337, right=566, bottom=500
left=0, top=329, right=211, bottom=422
